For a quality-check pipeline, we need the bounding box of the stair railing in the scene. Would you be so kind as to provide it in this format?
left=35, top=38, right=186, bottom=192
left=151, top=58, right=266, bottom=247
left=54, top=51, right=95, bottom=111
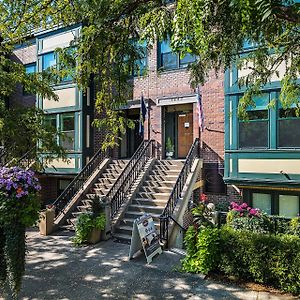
left=159, top=138, right=200, bottom=247
left=109, top=139, right=157, bottom=219
left=52, top=147, right=110, bottom=218
left=5, top=147, right=36, bottom=169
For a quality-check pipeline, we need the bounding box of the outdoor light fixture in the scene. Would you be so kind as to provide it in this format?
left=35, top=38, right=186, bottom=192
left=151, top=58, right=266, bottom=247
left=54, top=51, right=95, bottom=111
left=280, top=170, right=291, bottom=180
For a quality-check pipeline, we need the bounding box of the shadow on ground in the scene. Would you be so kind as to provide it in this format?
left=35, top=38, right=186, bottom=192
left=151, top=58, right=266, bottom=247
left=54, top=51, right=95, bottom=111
left=15, top=229, right=294, bottom=300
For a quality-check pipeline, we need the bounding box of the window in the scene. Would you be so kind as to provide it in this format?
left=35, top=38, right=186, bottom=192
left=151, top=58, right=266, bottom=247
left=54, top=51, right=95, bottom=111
left=42, top=52, right=56, bottom=71
left=133, top=41, right=147, bottom=77
left=239, top=95, right=269, bottom=148
left=58, top=179, right=72, bottom=196
left=60, top=113, right=75, bottom=151
left=250, top=190, right=300, bottom=217
left=279, top=195, right=299, bottom=218
left=252, top=193, right=272, bottom=215
left=278, top=107, right=300, bottom=148
left=23, top=63, right=36, bottom=95
left=158, top=39, right=196, bottom=70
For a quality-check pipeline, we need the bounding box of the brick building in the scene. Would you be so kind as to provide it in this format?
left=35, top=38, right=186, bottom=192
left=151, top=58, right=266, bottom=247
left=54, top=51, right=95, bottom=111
left=11, top=25, right=238, bottom=206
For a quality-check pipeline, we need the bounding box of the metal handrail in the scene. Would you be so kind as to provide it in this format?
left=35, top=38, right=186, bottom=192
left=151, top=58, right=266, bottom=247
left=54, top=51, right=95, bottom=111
left=159, top=138, right=200, bottom=245
left=53, top=146, right=109, bottom=218
left=109, top=139, right=157, bottom=219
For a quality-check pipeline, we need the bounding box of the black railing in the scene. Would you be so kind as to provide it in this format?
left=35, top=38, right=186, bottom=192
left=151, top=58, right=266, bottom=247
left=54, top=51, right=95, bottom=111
left=53, top=147, right=109, bottom=219
left=109, top=139, right=157, bottom=219
left=159, top=138, right=200, bottom=246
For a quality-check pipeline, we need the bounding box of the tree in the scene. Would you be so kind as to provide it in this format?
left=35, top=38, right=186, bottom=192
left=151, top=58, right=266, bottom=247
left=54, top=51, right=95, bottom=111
left=0, top=0, right=72, bottom=163
left=172, top=0, right=300, bottom=117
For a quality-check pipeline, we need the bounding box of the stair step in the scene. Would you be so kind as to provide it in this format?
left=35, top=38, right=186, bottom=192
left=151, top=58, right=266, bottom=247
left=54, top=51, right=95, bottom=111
left=94, top=182, right=114, bottom=190
left=139, top=186, right=173, bottom=193
left=132, top=198, right=167, bottom=206
left=113, top=233, right=131, bottom=243
left=152, top=165, right=182, bottom=172
left=136, top=192, right=170, bottom=200
left=77, top=205, right=91, bottom=212
left=149, top=170, right=180, bottom=176
left=146, top=175, right=179, bottom=182
left=128, top=204, right=165, bottom=214
left=124, top=211, right=161, bottom=220
left=143, top=181, right=176, bottom=188
left=97, top=178, right=117, bottom=184
left=115, top=225, right=133, bottom=235
left=120, top=218, right=160, bottom=227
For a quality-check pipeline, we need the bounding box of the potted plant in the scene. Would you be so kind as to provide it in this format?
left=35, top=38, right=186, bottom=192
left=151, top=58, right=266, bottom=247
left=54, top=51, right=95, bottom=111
left=72, top=197, right=106, bottom=246
left=165, top=137, right=174, bottom=159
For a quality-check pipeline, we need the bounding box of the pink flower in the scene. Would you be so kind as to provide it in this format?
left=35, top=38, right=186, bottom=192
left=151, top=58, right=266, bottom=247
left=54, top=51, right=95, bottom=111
left=200, top=193, right=208, bottom=202
left=249, top=208, right=258, bottom=216
left=241, top=202, right=248, bottom=209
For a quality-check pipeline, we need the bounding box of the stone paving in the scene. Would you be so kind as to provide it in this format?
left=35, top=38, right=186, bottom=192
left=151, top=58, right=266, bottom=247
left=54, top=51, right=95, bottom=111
left=10, top=229, right=297, bottom=300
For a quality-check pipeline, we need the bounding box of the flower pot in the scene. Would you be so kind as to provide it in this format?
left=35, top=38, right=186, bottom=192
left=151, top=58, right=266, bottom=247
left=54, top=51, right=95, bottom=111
left=166, top=151, right=174, bottom=159
left=39, top=209, right=55, bottom=236
left=87, top=228, right=102, bottom=244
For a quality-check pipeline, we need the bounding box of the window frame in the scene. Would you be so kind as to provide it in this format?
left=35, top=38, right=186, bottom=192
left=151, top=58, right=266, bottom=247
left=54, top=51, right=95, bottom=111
left=23, top=63, right=36, bottom=96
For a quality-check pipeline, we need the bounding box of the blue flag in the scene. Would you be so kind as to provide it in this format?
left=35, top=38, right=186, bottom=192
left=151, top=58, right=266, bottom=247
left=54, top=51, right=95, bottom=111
left=139, top=94, right=147, bottom=136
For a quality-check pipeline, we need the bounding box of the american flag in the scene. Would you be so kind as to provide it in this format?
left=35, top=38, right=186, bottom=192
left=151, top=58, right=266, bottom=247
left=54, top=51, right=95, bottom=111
left=197, top=87, right=204, bottom=132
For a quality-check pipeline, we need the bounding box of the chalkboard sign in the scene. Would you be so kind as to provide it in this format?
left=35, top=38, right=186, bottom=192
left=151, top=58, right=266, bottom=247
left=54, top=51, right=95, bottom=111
left=203, top=163, right=226, bottom=194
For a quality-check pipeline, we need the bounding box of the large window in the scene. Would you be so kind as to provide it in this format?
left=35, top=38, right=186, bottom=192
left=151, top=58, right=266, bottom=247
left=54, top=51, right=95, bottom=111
left=239, top=96, right=269, bottom=148
left=60, top=113, right=75, bottom=151
left=250, top=190, right=300, bottom=217
left=278, top=107, right=300, bottom=148
left=133, top=41, right=147, bottom=77
left=158, top=40, right=196, bottom=71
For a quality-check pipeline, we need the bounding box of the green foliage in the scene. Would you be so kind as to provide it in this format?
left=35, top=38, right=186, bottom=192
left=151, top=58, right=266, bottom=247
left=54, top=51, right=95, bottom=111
left=2, top=224, right=26, bottom=300
left=214, top=200, right=230, bottom=212
left=72, top=212, right=106, bottom=246
left=290, top=217, right=300, bottom=236
left=182, top=226, right=220, bottom=275
left=173, top=0, right=300, bottom=118
left=192, top=201, right=215, bottom=229
left=219, top=227, right=300, bottom=295
left=165, top=137, right=174, bottom=152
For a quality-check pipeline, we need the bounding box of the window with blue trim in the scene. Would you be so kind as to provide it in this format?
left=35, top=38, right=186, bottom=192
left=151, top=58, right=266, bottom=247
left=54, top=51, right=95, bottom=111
left=42, top=52, right=56, bottom=71
left=278, top=103, right=300, bottom=148
left=158, top=39, right=196, bottom=71
left=23, top=63, right=36, bottom=95
left=239, top=95, right=269, bottom=148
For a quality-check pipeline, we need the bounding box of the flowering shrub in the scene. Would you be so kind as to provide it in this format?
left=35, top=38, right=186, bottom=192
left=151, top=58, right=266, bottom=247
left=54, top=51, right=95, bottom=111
left=0, top=167, right=41, bottom=299
left=0, top=167, right=41, bottom=227
left=227, top=202, right=271, bottom=233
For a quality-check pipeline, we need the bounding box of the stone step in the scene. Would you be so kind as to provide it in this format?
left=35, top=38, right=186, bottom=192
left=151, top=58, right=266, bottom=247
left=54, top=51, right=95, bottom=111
left=136, top=192, right=170, bottom=200
left=128, top=204, right=165, bottom=214
left=139, top=186, right=173, bottom=194
left=124, top=211, right=161, bottom=220
left=97, top=177, right=118, bottom=185
left=113, top=233, right=131, bottom=243
left=77, top=205, right=91, bottom=212
left=94, top=182, right=114, bottom=190
left=115, top=225, right=133, bottom=236
left=143, top=181, right=176, bottom=188
left=149, top=170, right=180, bottom=177
left=155, top=160, right=185, bottom=167
left=131, top=198, right=167, bottom=207
left=119, top=217, right=160, bottom=228
left=152, top=165, right=182, bottom=172
left=146, top=175, right=179, bottom=182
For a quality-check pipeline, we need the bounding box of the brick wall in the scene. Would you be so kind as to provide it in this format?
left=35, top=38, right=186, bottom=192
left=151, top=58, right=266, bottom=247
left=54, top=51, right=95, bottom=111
left=10, top=44, right=37, bottom=108
left=38, top=176, right=58, bottom=206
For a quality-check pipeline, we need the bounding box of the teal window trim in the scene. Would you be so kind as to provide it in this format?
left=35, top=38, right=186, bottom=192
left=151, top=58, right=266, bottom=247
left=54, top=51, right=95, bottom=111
left=238, top=94, right=270, bottom=149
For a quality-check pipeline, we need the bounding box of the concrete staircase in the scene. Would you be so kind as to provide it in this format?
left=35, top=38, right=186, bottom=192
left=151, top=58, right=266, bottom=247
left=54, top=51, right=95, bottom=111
left=113, top=160, right=184, bottom=243
left=67, top=160, right=128, bottom=226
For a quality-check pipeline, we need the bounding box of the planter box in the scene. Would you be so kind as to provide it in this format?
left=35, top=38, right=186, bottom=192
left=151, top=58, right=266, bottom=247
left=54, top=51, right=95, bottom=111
left=39, top=209, right=55, bottom=236
left=88, top=228, right=102, bottom=244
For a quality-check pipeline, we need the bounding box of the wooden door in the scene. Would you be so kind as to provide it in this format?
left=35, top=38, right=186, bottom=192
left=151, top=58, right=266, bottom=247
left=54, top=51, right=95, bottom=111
left=177, top=112, right=193, bottom=158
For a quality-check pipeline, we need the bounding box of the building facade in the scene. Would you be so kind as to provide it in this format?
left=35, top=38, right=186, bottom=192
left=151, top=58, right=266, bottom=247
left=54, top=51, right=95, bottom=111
left=12, top=25, right=238, bottom=206
left=224, top=43, right=300, bottom=218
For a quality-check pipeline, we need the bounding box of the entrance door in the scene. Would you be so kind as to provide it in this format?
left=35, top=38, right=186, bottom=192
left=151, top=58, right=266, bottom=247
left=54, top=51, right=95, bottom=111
left=177, top=112, right=193, bottom=158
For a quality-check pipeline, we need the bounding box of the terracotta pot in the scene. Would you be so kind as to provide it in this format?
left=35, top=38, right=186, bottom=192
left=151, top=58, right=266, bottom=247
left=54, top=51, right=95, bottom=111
left=39, top=209, right=55, bottom=236
left=87, top=228, right=102, bottom=244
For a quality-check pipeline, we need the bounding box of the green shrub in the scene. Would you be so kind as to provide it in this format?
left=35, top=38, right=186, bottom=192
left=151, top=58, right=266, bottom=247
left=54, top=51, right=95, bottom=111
left=219, top=227, right=300, bottom=294
left=182, top=226, right=220, bottom=275
left=289, top=217, right=300, bottom=236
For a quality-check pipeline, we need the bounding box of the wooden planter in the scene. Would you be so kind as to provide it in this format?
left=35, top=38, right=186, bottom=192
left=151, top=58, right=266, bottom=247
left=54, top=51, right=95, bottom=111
left=87, top=228, right=102, bottom=244
left=39, top=209, right=55, bottom=236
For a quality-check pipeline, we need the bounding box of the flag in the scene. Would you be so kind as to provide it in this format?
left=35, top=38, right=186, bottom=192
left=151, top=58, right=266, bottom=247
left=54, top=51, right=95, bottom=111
left=197, top=87, right=204, bottom=132
left=139, top=94, right=147, bottom=136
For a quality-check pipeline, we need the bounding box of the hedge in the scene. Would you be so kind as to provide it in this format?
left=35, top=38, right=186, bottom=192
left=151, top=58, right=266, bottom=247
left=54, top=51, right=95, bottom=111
left=182, top=226, right=300, bottom=295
